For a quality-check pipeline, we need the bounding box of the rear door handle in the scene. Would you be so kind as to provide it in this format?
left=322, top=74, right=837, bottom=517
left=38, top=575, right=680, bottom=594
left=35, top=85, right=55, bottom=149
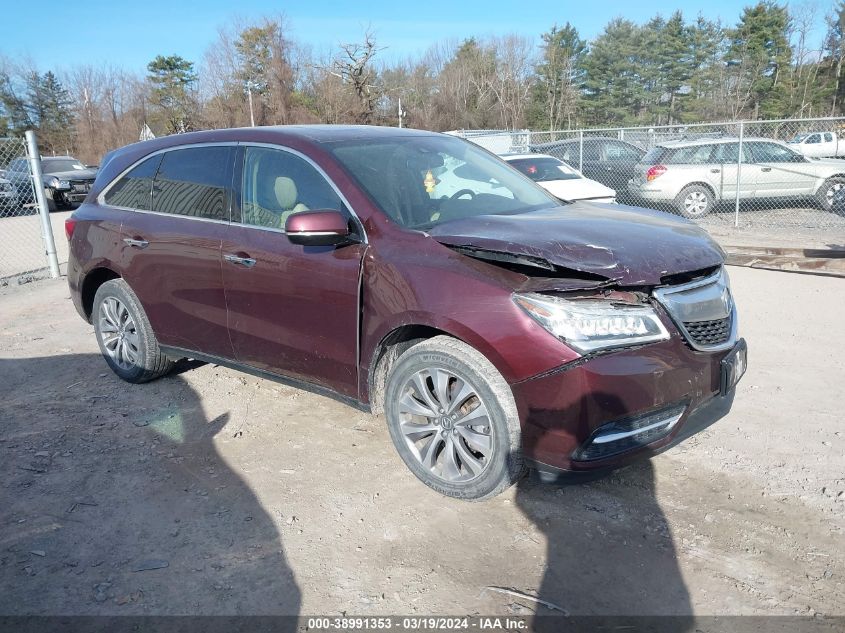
left=224, top=254, right=257, bottom=268
left=123, top=238, right=149, bottom=248
left=761, top=167, right=772, bottom=172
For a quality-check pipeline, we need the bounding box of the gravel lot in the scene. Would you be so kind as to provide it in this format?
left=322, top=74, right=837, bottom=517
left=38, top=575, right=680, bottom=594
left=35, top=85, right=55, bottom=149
left=0, top=266, right=843, bottom=621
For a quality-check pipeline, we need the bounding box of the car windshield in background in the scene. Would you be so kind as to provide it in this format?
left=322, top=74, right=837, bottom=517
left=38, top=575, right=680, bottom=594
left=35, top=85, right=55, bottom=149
left=43, top=159, right=86, bottom=173
left=329, top=135, right=558, bottom=230
left=508, top=158, right=581, bottom=182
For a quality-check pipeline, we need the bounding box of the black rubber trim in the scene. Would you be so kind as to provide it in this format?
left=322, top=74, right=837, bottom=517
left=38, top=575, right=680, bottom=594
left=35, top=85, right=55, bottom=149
left=159, top=345, right=371, bottom=413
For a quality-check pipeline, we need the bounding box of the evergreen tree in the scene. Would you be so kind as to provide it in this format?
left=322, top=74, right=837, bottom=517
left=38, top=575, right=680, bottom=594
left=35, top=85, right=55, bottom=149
left=28, top=71, right=74, bottom=153
left=528, top=23, right=586, bottom=131
left=147, top=55, right=199, bottom=134
left=582, top=18, right=648, bottom=125
left=726, top=2, right=792, bottom=118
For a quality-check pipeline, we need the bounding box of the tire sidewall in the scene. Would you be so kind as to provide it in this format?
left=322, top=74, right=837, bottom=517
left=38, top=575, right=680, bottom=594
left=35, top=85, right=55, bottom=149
left=384, top=345, right=518, bottom=500
left=819, top=178, right=845, bottom=212
left=92, top=280, right=152, bottom=382
left=675, top=185, right=713, bottom=219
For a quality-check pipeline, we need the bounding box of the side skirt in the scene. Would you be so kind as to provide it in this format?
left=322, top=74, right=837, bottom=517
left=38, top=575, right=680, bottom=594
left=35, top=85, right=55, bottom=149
left=160, top=345, right=372, bottom=414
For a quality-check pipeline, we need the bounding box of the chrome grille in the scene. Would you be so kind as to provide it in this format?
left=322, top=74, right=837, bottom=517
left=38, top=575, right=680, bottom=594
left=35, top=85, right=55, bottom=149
left=684, top=317, right=731, bottom=347
left=653, top=267, right=737, bottom=352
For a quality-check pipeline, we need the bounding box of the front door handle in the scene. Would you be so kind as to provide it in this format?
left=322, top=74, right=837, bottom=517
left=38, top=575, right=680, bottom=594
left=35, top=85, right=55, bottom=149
left=710, top=168, right=721, bottom=173
left=224, top=254, right=257, bottom=268
left=761, top=167, right=772, bottom=172
left=123, top=238, right=149, bottom=248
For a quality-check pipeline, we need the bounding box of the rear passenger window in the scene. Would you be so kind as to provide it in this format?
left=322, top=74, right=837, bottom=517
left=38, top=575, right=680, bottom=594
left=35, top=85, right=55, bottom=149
left=712, top=143, right=740, bottom=163
left=103, top=155, right=162, bottom=210
left=238, top=147, right=342, bottom=230
left=667, top=145, right=714, bottom=164
left=152, top=146, right=233, bottom=221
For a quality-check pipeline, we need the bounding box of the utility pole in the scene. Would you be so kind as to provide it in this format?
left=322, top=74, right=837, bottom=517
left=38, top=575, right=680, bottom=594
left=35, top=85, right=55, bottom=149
left=398, top=97, right=403, bottom=129
left=246, top=83, right=256, bottom=127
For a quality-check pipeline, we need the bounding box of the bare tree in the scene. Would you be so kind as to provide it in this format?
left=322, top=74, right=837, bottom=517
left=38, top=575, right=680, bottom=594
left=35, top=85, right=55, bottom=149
left=325, top=30, right=383, bottom=124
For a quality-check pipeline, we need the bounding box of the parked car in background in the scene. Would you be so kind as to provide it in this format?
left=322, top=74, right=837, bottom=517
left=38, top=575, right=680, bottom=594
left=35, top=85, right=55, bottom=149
left=6, top=155, right=97, bottom=211
left=0, top=177, right=19, bottom=215
left=67, top=125, right=745, bottom=500
left=502, top=154, right=616, bottom=203
left=529, top=137, right=645, bottom=194
left=627, top=137, right=845, bottom=218
left=788, top=131, right=845, bottom=158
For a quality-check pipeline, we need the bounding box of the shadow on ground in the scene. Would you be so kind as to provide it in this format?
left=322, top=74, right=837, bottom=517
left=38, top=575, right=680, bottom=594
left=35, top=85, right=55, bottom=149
left=0, top=354, right=299, bottom=620
left=514, top=397, right=692, bottom=629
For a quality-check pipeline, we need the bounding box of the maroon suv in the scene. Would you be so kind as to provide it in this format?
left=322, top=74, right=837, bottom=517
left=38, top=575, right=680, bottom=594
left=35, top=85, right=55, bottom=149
left=66, top=126, right=746, bottom=500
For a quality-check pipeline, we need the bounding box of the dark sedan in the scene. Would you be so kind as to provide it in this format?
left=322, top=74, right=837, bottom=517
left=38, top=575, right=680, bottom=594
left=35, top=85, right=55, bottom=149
left=530, top=137, right=646, bottom=197
left=6, top=156, right=97, bottom=211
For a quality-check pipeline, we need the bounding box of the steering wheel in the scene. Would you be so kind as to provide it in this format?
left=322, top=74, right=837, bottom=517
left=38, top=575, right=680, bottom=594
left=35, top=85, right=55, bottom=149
left=449, top=189, right=476, bottom=201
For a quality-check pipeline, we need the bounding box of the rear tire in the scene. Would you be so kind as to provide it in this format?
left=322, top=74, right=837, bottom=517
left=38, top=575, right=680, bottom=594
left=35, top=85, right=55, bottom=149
left=816, top=177, right=845, bottom=212
left=384, top=335, right=524, bottom=500
left=674, top=184, right=714, bottom=219
left=92, top=279, right=174, bottom=383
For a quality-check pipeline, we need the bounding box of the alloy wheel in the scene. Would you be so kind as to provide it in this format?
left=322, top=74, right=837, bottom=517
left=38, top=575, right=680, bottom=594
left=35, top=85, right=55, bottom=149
left=826, top=182, right=843, bottom=205
left=683, top=190, right=709, bottom=216
left=396, top=367, right=493, bottom=483
left=98, top=297, right=140, bottom=370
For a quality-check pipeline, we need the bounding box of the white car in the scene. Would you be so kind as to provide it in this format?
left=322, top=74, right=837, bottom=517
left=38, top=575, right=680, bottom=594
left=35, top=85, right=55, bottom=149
left=503, top=154, right=617, bottom=203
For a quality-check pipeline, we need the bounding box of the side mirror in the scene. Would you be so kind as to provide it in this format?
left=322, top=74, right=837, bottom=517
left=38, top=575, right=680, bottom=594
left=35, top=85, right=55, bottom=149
left=285, top=210, right=353, bottom=246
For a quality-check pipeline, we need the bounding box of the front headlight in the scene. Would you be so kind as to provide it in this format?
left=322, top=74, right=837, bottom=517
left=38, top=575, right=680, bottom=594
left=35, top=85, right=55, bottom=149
left=514, top=293, right=670, bottom=354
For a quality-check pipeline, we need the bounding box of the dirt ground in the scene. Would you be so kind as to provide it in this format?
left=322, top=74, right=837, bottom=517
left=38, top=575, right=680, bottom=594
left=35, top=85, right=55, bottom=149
left=0, top=266, right=843, bottom=620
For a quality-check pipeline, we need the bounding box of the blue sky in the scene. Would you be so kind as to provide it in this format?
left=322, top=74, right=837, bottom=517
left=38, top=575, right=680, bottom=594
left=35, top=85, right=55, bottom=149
left=0, top=0, right=829, bottom=72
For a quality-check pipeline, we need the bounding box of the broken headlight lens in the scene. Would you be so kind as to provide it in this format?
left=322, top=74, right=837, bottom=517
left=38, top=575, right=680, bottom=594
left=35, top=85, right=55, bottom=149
left=513, top=293, right=670, bottom=354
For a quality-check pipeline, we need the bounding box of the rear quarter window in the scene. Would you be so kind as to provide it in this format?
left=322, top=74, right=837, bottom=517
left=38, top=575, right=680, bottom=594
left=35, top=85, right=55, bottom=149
left=642, top=148, right=669, bottom=165
left=103, top=155, right=163, bottom=210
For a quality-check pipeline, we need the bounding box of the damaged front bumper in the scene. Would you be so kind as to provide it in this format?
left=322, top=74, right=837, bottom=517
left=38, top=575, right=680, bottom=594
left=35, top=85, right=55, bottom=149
left=511, top=335, right=745, bottom=478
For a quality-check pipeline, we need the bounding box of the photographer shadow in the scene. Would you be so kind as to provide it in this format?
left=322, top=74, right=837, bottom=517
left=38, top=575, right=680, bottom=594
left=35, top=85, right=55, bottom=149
left=514, top=396, right=692, bottom=631
left=0, top=353, right=300, bottom=624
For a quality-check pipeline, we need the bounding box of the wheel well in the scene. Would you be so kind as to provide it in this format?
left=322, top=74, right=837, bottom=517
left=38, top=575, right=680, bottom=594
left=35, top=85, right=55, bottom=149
left=81, top=267, right=120, bottom=321
left=367, top=325, right=451, bottom=415
left=679, top=182, right=716, bottom=199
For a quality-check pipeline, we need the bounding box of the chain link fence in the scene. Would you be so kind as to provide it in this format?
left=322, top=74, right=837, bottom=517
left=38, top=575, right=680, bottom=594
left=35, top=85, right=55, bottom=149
left=453, top=117, right=845, bottom=247
left=0, top=135, right=59, bottom=285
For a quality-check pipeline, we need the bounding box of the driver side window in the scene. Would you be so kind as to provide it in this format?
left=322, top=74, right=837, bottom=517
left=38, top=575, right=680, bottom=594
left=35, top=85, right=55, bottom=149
left=237, top=147, right=342, bottom=230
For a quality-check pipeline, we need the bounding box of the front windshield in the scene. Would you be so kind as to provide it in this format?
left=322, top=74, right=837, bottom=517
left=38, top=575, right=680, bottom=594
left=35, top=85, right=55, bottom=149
left=329, top=135, right=558, bottom=229
left=507, top=157, right=581, bottom=182
left=43, top=159, right=86, bottom=174
left=789, top=134, right=810, bottom=143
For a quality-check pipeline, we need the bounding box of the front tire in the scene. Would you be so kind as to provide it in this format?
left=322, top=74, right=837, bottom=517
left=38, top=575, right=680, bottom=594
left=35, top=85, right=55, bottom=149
left=92, top=279, right=174, bottom=383
left=817, top=177, right=845, bottom=212
left=674, top=184, right=714, bottom=218
left=384, top=336, right=524, bottom=500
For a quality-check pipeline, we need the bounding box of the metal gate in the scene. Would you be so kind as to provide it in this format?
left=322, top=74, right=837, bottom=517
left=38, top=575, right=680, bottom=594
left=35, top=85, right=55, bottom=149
left=0, top=133, right=60, bottom=285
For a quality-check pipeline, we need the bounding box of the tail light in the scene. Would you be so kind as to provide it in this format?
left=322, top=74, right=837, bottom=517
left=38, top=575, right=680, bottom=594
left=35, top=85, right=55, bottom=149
left=65, top=217, right=77, bottom=240
left=646, top=165, right=667, bottom=181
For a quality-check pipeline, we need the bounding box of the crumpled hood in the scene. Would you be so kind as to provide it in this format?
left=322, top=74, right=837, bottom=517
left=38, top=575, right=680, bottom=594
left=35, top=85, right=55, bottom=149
left=44, top=168, right=97, bottom=181
left=428, top=203, right=725, bottom=286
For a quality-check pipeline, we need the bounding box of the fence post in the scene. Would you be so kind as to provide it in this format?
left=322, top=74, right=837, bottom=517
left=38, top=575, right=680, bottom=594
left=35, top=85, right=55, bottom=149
left=734, top=121, right=744, bottom=229
left=578, top=130, right=584, bottom=172
left=25, top=130, right=60, bottom=279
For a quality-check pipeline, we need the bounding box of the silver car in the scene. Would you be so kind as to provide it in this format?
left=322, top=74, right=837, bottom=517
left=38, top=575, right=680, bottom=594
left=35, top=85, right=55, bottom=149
left=627, top=137, right=845, bottom=218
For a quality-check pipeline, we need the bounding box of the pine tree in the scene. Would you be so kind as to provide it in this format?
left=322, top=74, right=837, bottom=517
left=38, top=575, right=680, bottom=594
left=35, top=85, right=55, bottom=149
left=528, top=23, right=586, bottom=131
left=726, top=2, right=792, bottom=118
left=147, top=55, right=199, bottom=134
